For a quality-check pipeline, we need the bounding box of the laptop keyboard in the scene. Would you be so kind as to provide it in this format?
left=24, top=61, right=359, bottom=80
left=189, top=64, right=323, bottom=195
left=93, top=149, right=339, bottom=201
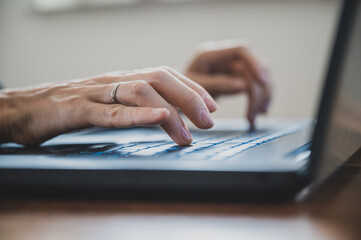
left=79, top=124, right=307, bottom=160
left=0, top=123, right=308, bottom=160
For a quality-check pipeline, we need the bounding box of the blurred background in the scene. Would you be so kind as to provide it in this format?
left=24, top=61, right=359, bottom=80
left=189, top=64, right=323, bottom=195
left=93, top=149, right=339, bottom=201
left=0, top=0, right=340, bottom=119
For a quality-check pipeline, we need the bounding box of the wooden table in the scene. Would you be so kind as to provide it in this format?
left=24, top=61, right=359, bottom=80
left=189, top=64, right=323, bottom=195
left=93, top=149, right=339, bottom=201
left=1, top=153, right=360, bottom=240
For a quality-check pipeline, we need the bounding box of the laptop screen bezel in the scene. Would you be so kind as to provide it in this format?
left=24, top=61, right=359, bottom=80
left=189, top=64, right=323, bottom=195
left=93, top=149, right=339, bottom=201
left=309, top=0, right=360, bottom=181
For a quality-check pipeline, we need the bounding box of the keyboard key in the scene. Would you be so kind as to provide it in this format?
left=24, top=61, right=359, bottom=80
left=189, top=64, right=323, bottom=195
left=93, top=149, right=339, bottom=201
left=130, top=143, right=176, bottom=156
left=212, top=143, right=256, bottom=158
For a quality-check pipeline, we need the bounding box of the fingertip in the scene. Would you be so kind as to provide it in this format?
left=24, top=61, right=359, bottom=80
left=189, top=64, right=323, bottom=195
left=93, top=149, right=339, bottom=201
left=247, top=111, right=255, bottom=130
left=209, top=106, right=217, bottom=113
left=199, top=108, right=215, bottom=129
left=202, top=93, right=218, bottom=113
left=162, top=108, right=171, bottom=119
left=259, top=98, right=270, bottom=114
left=249, top=122, right=255, bottom=131
left=261, top=104, right=269, bottom=113
left=177, top=139, right=193, bottom=146
left=178, top=127, right=193, bottom=146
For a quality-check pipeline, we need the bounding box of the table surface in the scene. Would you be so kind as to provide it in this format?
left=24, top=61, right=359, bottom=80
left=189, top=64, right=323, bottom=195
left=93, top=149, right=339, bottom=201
left=0, top=153, right=360, bottom=240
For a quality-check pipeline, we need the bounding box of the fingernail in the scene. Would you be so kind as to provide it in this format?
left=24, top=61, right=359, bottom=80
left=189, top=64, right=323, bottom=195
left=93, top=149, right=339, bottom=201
left=179, top=127, right=193, bottom=144
left=200, top=108, right=214, bottom=127
left=202, top=93, right=217, bottom=112
left=152, top=108, right=165, bottom=116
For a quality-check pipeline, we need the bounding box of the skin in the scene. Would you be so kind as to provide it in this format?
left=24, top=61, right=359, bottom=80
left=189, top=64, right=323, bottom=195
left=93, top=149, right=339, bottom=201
left=0, top=66, right=217, bottom=146
left=0, top=40, right=271, bottom=146
left=185, top=40, right=272, bottom=128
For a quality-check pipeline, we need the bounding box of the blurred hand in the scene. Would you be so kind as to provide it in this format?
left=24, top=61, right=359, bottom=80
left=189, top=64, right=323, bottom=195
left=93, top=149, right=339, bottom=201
left=0, top=67, right=217, bottom=146
left=185, top=40, right=271, bottom=128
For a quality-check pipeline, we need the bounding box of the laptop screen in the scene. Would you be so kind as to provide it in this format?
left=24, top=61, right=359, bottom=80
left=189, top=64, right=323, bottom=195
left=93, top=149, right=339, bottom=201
left=311, top=0, right=361, bottom=182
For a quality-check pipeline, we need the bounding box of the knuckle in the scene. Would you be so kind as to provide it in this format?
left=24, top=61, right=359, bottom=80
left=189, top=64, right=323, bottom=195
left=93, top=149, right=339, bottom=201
left=49, top=85, right=67, bottom=93
left=185, top=90, right=200, bottom=104
left=43, top=85, right=67, bottom=96
left=159, top=65, right=174, bottom=72
left=131, top=80, right=152, bottom=96
left=168, top=106, right=179, bottom=117
left=151, top=67, right=171, bottom=81
left=104, top=105, right=119, bottom=120
left=64, top=95, right=83, bottom=107
left=191, top=81, right=206, bottom=93
left=237, top=39, right=251, bottom=49
left=238, top=46, right=247, bottom=54
left=238, top=43, right=251, bottom=54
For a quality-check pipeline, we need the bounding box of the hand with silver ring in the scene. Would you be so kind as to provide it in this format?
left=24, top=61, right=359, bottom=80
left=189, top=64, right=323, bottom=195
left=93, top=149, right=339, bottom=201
left=0, top=66, right=217, bottom=146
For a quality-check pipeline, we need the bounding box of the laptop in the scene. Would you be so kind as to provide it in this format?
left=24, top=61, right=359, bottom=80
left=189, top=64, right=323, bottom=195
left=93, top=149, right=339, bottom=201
left=0, top=0, right=360, bottom=200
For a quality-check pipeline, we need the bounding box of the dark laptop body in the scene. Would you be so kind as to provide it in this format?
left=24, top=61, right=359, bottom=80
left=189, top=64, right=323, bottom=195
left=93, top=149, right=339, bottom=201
left=0, top=0, right=360, bottom=201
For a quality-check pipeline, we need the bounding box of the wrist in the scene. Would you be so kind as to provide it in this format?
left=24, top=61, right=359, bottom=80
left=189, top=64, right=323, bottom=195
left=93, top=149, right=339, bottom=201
left=0, top=91, right=19, bottom=143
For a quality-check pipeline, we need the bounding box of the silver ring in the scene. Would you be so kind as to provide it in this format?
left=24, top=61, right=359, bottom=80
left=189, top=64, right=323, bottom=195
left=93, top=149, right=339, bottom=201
left=110, top=83, right=121, bottom=104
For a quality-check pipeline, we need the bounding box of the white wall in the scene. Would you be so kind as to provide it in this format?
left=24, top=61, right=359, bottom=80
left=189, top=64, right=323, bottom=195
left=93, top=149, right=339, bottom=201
left=0, top=0, right=340, bottom=119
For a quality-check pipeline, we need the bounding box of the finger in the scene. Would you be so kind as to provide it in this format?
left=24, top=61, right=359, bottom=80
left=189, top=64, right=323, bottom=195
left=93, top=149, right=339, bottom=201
left=188, top=40, right=250, bottom=65
left=232, top=61, right=271, bottom=113
left=233, top=60, right=271, bottom=114
left=161, top=66, right=218, bottom=113
left=195, top=42, right=267, bottom=88
left=235, top=48, right=270, bottom=90
left=84, top=103, right=170, bottom=128
left=85, top=67, right=215, bottom=130
left=229, top=60, right=265, bottom=128
left=87, top=81, right=193, bottom=146
left=186, top=72, right=247, bottom=97
left=122, top=68, right=215, bottom=130
left=259, top=64, right=272, bottom=113
left=86, top=67, right=216, bottom=113
left=242, top=66, right=266, bottom=129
